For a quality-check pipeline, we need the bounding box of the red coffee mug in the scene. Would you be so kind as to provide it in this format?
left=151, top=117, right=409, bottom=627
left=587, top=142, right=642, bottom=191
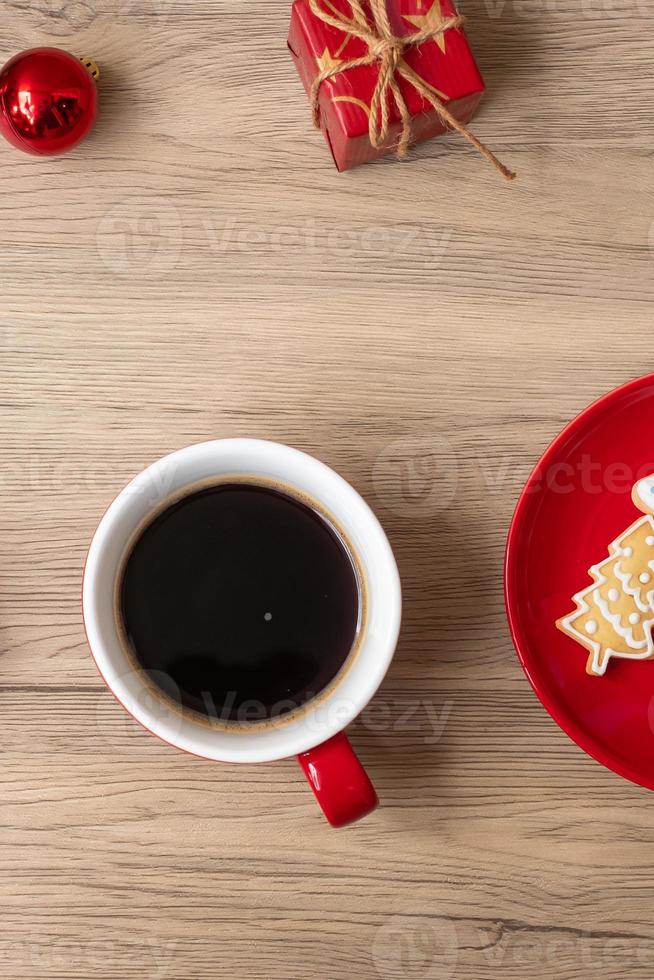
left=83, top=440, right=402, bottom=826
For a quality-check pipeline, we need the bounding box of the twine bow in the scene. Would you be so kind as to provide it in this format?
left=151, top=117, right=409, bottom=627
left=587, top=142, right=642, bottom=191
left=309, top=0, right=515, bottom=180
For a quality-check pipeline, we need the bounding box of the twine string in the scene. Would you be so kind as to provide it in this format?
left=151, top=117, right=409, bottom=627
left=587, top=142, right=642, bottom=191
left=308, top=0, right=515, bottom=180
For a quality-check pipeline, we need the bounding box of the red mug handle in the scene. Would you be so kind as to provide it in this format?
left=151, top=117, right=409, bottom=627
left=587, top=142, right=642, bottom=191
left=297, top=732, right=379, bottom=827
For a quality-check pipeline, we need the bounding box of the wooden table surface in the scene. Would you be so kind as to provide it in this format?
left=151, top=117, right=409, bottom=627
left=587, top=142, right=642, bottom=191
left=2, top=1, right=654, bottom=978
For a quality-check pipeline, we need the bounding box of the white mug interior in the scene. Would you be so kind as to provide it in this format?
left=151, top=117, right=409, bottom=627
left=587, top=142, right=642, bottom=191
left=83, top=439, right=401, bottom=763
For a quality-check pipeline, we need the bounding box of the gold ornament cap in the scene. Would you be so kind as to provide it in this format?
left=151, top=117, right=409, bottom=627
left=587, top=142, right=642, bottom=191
left=79, top=56, right=100, bottom=82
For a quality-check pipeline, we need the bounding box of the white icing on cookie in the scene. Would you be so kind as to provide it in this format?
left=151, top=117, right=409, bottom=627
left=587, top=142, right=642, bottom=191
left=558, top=504, right=654, bottom=676
left=559, top=515, right=654, bottom=675
left=634, top=474, right=654, bottom=515
left=593, top=589, right=648, bottom=650
left=615, top=560, right=651, bottom=613
left=560, top=577, right=654, bottom=675
left=610, top=517, right=654, bottom=613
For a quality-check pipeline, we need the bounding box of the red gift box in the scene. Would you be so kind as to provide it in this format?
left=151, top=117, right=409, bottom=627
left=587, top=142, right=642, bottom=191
left=288, top=0, right=512, bottom=177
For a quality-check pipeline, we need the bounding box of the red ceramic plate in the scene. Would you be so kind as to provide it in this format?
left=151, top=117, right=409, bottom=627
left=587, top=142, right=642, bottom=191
left=505, top=373, right=654, bottom=790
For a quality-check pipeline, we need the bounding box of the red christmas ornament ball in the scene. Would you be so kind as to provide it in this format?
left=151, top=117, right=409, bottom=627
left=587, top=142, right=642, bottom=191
left=0, top=47, right=98, bottom=155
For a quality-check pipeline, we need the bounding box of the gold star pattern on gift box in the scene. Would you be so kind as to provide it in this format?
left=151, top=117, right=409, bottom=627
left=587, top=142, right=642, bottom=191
left=403, top=0, right=451, bottom=53
left=314, top=0, right=453, bottom=74
left=315, top=47, right=343, bottom=73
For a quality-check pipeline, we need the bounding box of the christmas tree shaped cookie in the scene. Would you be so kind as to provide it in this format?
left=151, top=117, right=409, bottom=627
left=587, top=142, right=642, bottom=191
left=557, top=474, right=654, bottom=676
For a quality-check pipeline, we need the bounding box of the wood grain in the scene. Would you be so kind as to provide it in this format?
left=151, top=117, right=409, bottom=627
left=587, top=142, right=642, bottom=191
left=1, top=0, right=654, bottom=977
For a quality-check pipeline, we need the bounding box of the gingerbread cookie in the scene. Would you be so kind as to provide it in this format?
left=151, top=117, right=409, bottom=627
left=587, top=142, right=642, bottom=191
left=557, top=473, right=654, bottom=676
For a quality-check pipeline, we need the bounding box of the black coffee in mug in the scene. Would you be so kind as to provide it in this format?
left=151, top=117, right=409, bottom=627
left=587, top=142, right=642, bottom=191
left=117, top=481, right=362, bottom=724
